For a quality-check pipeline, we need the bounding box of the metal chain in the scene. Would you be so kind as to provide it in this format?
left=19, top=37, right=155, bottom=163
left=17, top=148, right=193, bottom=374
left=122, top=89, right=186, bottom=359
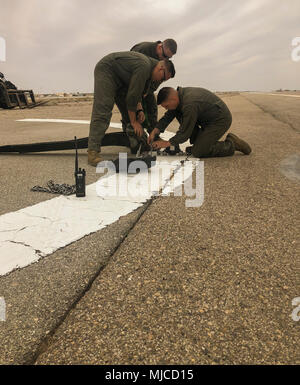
left=157, top=149, right=189, bottom=156
left=31, top=180, right=76, bottom=195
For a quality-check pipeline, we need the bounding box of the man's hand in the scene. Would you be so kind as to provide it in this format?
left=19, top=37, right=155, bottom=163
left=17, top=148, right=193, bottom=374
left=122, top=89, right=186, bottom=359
left=152, top=140, right=171, bottom=150
left=137, top=110, right=145, bottom=124
left=147, top=127, right=160, bottom=144
left=131, top=121, right=144, bottom=137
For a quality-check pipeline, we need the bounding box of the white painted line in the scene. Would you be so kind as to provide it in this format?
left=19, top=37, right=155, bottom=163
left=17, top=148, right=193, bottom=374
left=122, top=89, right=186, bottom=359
left=16, top=118, right=123, bottom=129
left=0, top=159, right=194, bottom=276
left=0, top=183, right=143, bottom=276
left=245, top=92, right=300, bottom=98
left=0, top=129, right=194, bottom=277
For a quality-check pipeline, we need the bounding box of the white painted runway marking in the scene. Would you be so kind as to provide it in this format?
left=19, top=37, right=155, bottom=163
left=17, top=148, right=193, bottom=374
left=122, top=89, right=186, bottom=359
left=246, top=92, right=300, bottom=99
left=0, top=182, right=144, bottom=276
left=0, top=158, right=194, bottom=276
left=1, top=124, right=194, bottom=277
left=16, top=118, right=122, bottom=129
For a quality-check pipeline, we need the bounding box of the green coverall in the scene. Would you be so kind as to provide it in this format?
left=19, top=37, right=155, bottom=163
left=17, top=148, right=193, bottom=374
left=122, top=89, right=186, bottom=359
left=131, top=41, right=161, bottom=60
left=156, top=87, right=235, bottom=157
left=129, top=41, right=163, bottom=132
left=88, top=52, right=158, bottom=151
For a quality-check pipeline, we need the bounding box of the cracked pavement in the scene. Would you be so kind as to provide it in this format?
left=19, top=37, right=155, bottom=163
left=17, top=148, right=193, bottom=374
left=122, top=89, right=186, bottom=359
left=0, top=94, right=299, bottom=364
left=0, top=152, right=193, bottom=277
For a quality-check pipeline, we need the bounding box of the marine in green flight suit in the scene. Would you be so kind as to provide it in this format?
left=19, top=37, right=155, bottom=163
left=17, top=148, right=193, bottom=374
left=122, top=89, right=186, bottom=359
left=88, top=51, right=175, bottom=166
left=123, top=39, right=177, bottom=133
left=149, top=86, right=252, bottom=157
left=131, top=39, right=177, bottom=60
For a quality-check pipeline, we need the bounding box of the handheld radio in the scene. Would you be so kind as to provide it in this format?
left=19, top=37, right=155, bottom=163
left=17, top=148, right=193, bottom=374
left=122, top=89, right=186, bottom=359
left=74, top=136, right=86, bottom=197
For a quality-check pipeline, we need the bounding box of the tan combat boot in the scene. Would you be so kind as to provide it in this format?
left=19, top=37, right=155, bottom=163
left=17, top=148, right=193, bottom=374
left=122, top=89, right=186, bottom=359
left=87, top=150, right=103, bottom=167
left=226, top=133, right=252, bottom=155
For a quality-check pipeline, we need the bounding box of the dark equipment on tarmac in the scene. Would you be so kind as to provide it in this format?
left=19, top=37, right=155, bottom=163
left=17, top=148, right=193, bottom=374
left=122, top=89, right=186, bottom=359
left=165, top=144, right=182, bottom=155
left=0, top=133, right=131, bottom=154
left=74, top=136, right=86, bottom=197
left=0, top=72, right=49, bottom=109
left=0, top=131, right=156, bottom=176
left=111, top=142, right=156, bottom=173
left=112, top=154, right=156, bottom=173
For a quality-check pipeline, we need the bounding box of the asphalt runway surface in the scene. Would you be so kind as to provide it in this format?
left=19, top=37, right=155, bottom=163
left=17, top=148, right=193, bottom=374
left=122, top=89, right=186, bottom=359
left=0, top=93, right=299, bottom=364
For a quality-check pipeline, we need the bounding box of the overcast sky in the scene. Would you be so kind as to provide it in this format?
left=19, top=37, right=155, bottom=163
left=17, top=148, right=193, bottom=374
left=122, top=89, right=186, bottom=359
left=0, top=0, right=299, bottom=93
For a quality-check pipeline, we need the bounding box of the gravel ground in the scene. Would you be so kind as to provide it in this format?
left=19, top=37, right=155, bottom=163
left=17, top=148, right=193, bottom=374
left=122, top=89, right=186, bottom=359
left=243, top=92, right=300, bottom=132
left=0, top=94, right=299, bottom=364
left=37, top=95, right=300, bottom=364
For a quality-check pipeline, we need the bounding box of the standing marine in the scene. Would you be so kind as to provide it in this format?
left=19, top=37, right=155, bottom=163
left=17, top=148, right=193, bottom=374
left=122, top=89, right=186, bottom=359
left=117, top=39, right=177, bottom=136
left=88, top=51, right=175, bottom=166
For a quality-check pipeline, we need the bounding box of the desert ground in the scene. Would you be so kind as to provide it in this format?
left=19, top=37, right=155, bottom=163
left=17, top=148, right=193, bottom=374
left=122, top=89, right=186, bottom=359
left=0, top=92, right=299, bottom=364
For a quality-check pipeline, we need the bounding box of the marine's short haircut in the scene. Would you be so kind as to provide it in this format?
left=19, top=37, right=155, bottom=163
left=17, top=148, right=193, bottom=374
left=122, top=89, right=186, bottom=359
left=157, top=87, right=174, bottom=105
left=163, top=39, right=177, bottom=54
left=163, top=59, right=176, bottom=78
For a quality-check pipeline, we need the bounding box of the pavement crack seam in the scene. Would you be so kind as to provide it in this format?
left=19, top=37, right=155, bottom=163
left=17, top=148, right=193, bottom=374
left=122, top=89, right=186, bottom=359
left=5, top=240, right=44, bottom=256
left=242, top=95, right=300, bottom=133
left=28, top=160, right=189, bottom=364
left=28, top=160, right=190, bottom=364
left=0, top=227, right=27, bottom=233
left=22, top=212, right=55, bottom=223
left=28, top=200, right=153, bottom=365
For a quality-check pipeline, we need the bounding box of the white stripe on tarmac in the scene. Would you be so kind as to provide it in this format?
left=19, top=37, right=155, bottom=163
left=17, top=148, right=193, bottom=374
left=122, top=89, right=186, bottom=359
left=246, top=92, right=300, bottom=98
left=0, top=129, right=195, bottom=277
left=16, top=118, right=122, bottom=129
